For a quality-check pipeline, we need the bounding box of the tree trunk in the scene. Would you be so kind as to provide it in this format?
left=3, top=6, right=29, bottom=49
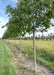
left=20, top=34, right=22, bottom=56
left=33, top=13, right=36, bottom=72
left=14, top=38, right=15, bottom=51
left=33, top=29, right=36, bottom=72
left=42, top=32, right=44, bottom=40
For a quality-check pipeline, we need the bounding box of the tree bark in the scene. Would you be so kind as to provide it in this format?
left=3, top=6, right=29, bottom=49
left=33, top=13, right=36, bottom=72
left=42, top=32, right=44, bottom=40
left=33, top=29, right=36, bottom=72
left=20, top=34, right=22, bottom=56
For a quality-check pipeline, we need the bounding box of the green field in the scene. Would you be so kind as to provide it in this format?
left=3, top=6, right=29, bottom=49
left=0, top=40, right=16, bottom=75
left=7, top=40, right=54, bottom=71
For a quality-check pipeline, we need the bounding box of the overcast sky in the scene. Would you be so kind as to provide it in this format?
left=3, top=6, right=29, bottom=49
left=0, top=0, right=54, bottom=38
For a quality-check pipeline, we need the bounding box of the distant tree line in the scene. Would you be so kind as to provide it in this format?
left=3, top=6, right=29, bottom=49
left=17, top=33, right=54, bottom=40
left=3, top=32, right=54, bottom=41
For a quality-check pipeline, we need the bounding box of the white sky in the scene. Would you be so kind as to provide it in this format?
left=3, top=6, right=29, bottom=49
left=0, top=17, right=7, bottom=38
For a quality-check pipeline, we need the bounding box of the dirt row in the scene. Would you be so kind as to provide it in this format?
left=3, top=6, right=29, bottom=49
left=4, top=41, right=54, bottom=75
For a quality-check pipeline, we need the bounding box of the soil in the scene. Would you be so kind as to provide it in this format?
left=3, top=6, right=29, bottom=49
left=4, top=41, right=54, bottom=75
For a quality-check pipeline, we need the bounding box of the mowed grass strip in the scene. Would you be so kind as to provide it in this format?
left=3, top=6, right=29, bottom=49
left=7, top=40, right=54, bottom=71
left=0, top=40, right=17, bottom=75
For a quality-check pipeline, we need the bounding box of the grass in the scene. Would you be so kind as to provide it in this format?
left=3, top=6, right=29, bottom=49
left=19, top=60, right=25, bottom=64
left=17, top=66, right=27, bottom=70
left=7, top=40, right=54, bottom=71
left=0, top=40, right=17, bottom=75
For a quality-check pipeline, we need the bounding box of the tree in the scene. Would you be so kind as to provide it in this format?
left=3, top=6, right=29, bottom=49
left=2, top=19, right=19, bottom=39
left=18, top=0, right=54, bottom=72
left=3, top=5, right=26, bottom=56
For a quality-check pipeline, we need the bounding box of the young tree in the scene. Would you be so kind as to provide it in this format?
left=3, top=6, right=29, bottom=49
left=18, top=0, right=54, bottom=72
left=3, top=5, right=26, bottom=56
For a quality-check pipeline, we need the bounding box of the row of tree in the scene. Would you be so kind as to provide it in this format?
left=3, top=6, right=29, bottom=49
left=2, top=0, right=54, bottom=72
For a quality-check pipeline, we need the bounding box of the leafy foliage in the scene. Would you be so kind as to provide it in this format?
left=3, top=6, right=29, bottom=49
left=2, top=0, right=54, bottom=38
